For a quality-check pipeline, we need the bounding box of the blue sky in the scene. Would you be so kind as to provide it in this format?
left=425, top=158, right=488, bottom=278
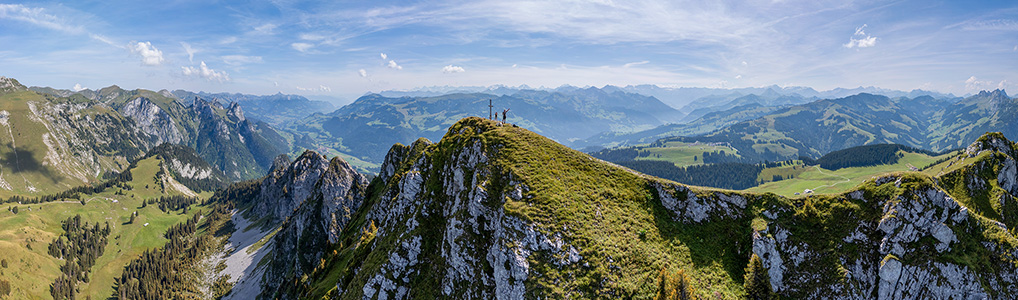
left=1, top=0, right=1016, bottom=103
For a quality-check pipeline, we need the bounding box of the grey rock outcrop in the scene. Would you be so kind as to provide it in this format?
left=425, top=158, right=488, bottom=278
left=251, top=150, right=331, bottom=223
left=751, top=175, right=1017, bottom=299
left=260, top=154, right=369, bottom=298
left=120, top=97, right=184, bottom=145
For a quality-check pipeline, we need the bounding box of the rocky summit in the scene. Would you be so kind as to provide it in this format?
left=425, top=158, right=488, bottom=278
left=217, top=117, right=1018, bottom=299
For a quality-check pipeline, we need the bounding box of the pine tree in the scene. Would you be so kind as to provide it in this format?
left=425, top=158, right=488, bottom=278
left=744, top=253, right=774, bottom=300
left=656, top=267, right=696, bottom=300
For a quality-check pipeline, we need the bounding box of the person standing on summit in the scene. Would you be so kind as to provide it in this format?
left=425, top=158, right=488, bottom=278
left=502, top=108, right=510, bottom=123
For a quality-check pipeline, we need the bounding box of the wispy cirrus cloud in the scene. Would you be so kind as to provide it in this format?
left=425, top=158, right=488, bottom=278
left=292, top=42, right=314, bottom=53
left=222, top=55, right=263, bottom=66
left=181, top=42, right=197, bottom=62
left=0, top=4, right=83, bottom=33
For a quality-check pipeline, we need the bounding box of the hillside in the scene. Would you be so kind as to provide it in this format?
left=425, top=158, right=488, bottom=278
left=0, top=78, right=151, bottom=197
left=25, top=79, right=289, bottom=182
left=579, top=103, right=784, bottom=148
left=216, top=118, right=1017, bottom=299
left=286, top=87, right=683, bottom=169
left=929, top=90, right=1018, bottom=150
left=0, top=149, right=218, bottom=299
left=591, top=91, right=1012, bottom=165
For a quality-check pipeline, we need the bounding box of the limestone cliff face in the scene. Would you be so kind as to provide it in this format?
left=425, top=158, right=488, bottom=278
left=251, top=151, right=331, bottom=223
left=751, top=177, right=1016, bottom=299
left=119, top=97, right=184, bottom=145
left=258, top=154, right=370, bottom=299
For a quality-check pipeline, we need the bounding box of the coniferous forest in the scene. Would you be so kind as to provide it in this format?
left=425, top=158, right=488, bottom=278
left=47, top=215, right=111, bottom=300
left=114, top=202, right=235, bottom=300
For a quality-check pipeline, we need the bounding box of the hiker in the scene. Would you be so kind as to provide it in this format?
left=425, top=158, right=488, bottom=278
left=502, top=108, right=510, bottom=123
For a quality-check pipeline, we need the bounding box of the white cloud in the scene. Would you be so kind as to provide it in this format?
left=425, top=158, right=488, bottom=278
left=387, top=60, right=402, bottom=70
left=253, top=23, right=277, bottom=35
left=1013, top=45, right=1017, bottom=52
left=359, top=69, right=368, bottom=77
left=380, top=53, right=387, bottom=60
left=296, top=85, right=332, bottom=92
left=735, top=75, right=742, bottom=79
left=299, top=33, right=326, bottom=41
left=292, top=43, right=314, bottom=53
left=222, top=55, right=263, bottom=65
left=623, top=61, right=649, bottom=68
left=127, top=41, right=165, bottom=65
left=741, top=61, right=748, bottom=66
left=441, top=65, right=465, bottom=73
left=181, top=42, right=197, bottom=62
left=181, top=61, right=230, bottom=83
left=844, top=24, right=877, bottom=48
left=964, top=76, right=1009, bottom=92
left=512, top=64, right=518, bottom=68
left=72, top=83, right=86, bottom=91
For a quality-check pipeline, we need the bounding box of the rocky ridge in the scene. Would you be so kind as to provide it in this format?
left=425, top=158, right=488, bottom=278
left=232, top=118, right=1018, bottom=299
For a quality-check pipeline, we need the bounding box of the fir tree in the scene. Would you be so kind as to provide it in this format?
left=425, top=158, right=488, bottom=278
left=744, top=254, right=774, bottom=300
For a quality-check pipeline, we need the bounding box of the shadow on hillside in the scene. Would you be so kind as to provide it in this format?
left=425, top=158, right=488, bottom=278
left=648, top=185, right=755, bottom=285
left=1, top=144, right=61, bottom=183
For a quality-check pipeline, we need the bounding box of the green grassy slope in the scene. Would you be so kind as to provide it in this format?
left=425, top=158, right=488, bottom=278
left=0, top=155, right=210, bottom=299
left=0, top=89, right=148, bottom=198
left=746, top=150, right=952, bottom=197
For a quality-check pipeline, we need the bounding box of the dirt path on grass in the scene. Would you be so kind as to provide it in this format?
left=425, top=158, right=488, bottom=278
left=809, top=166, right=851, bottom=191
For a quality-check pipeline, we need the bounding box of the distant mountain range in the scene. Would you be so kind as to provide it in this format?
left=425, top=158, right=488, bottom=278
left=650, top=90, right=1015, bottom=162
left=169, top=90, right=334, bottom=126
left=370, top=83, right=959, bottom=112
left=286, top=87, right=684, bottom=167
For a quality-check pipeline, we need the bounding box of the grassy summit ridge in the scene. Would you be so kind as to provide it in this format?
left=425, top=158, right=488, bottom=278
left=274, top=117, right=1018, bottom=299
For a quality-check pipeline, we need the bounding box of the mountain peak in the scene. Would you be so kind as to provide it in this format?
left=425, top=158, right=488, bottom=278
left=0, top=76, right=27, bottom=93
left=977, top=89, right=1009, bottom=99
left=966, top=131, right=1016, bottom=157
